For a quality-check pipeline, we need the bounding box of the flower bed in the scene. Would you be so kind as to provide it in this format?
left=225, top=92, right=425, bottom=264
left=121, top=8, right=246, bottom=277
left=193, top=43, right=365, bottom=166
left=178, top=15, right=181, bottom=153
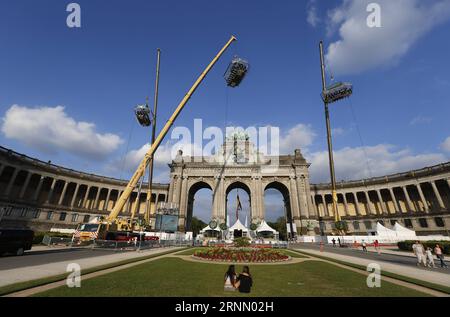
left=193, top=247, right=290, bottom=263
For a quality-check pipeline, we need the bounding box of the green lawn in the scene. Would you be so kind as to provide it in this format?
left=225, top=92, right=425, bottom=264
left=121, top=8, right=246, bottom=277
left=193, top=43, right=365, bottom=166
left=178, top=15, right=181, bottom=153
left=36, top=257, right=428, bottom=297
left=175, top=248, right=307, bottom=258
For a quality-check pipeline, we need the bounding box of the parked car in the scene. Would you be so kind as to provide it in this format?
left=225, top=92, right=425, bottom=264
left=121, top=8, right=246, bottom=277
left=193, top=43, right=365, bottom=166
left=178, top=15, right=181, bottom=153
left=0, top=228, right=34, bottom=256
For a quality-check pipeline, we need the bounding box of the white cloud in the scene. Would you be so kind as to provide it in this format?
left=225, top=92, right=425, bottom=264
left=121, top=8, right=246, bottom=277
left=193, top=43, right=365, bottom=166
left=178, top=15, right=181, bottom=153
left=441, top=136, right=450, bottom=153
left=107, top=122, right=448, bottom=185
left=1, top=105, right=123, bottom=160
left=279, top=123, right=316, bottom=154
left=306, top=0, right=320, bottom=27
left=106, top=138, right=204, bottom=183
left=409, top=115, right=432, bottom=125
left=307, top=144, right=446, bottom=183
left=326, top=0, right=450, bottom=75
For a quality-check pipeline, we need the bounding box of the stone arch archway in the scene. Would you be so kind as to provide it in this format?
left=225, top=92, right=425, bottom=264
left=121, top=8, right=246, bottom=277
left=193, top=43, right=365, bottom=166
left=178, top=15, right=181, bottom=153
left=185, top=181, right=213, bottom=231
left=225, top=180, right=252, bottom=225
left=264, top=181, right=296, bottom=238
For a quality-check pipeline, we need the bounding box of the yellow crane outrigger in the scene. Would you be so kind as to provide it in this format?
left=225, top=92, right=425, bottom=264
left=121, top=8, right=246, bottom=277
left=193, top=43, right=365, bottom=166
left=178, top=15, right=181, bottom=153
left=74, top=36, right=237, bottom=241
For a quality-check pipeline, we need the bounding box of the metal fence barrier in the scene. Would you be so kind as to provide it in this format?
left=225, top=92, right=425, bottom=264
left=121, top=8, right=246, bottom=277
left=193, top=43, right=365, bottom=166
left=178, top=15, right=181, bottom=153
left=42, top=235, right=74, bottom=246
left=91, top=239, right=191, bottom=251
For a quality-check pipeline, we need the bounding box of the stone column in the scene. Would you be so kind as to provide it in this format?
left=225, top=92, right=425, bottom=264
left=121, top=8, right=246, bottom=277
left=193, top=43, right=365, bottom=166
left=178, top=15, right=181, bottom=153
left=70, top=183, right=80, bottom=208
left=167, top=176, right=174, bottom=203
left=402, top=186, right=414, bottom=212
left=4, top=168, right=19, bottom=197
left=115, top=190, right=123, bottom=210
left=45, top=178, right=57, bottom=204
left=364, top=191, right=373, bottom=215
left=0, top=165, right=5, bottom=178
left=103, top=188, right=111, bottom=211
left=93, top=187, right=101, bottom=210
left=154, top=193, right=160, bottom=214
left=295, top=176, right=309, bottom=219
left=321, top=194, right=329, bottom=217
left=389, top=188, right=401, bottom=214
left=416, top=184, right=429, bottom=213
left=342, top=193, right=349, bottom=216
left=19, top=172, right=32, bottom=199
left=179, top=176, right=188, bottom=219
left=310, top=195, right=319, bottom=218
left=305, top=178, right=315, bottom=218
left=82, top=186, right=91, bottom=209
left=289, top=177, right=302, bottom=226
left=376, top=190, right=387, bottom=215
left=431, top=181, right=445, bottom=210
left=353, top=192, right=361, bottom=216
left=58, top=181, right=69, bottom=205
left=255, top=177, right=264, bottom=220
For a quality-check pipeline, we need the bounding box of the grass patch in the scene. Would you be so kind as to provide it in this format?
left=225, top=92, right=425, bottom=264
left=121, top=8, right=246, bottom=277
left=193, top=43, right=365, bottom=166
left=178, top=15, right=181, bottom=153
left=0, top=247, right=186, bottom=296
left=291, top=249, right=450, bottom=295
left=36, top=257, right=428, bottom=297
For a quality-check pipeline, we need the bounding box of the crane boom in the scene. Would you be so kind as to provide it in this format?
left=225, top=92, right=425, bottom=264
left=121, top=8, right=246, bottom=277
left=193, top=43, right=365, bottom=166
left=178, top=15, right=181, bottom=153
left=107, top=35, right=237, bottom=222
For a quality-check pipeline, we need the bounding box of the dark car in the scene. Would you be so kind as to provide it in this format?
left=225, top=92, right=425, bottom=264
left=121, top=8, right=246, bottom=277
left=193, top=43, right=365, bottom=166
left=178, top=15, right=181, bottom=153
left=0, top=228, right=34, bottom=256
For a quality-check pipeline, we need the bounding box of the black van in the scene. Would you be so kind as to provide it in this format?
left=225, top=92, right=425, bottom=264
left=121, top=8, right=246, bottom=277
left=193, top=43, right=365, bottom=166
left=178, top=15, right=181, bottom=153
left=0, top=228, right=34, bottom=256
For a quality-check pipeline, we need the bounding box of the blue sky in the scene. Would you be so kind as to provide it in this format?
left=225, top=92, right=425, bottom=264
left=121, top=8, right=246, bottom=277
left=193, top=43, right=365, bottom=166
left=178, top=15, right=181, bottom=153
left=1, top=0, right=450, bottom=222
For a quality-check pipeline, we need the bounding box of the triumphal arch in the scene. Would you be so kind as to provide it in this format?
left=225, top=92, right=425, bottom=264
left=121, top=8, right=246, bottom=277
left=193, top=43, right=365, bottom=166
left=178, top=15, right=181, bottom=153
left=165, top=134, right=318, bottom=234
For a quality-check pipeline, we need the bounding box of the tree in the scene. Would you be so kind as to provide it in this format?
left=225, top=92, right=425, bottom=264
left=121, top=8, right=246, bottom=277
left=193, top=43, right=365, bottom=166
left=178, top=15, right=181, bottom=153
left=267, top=217, right=287, bottom=241
left=190, top=217, right=207, bottom=238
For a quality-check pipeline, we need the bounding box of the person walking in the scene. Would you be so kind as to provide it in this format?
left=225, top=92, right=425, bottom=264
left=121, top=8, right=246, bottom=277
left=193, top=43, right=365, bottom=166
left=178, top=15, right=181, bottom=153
left=235, top=266, right=253, bottom=293
left=374, top=240, right=381, bottom=255
left=361, top=240, right=368, bottom=252
left=331, top=238, right=336, bottom=247
left=425, top=247, right=436, bottom=268
left=434, top=244, right=448, bottom=268
left=338, top=238, right=342, bottom=247
left=224, top=265, right=237, bottom=291
left=412, top=241, right=426, bottom=267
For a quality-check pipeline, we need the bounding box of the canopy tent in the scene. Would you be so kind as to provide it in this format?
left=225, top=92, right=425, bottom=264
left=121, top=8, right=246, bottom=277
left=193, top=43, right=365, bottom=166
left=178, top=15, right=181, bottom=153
left=394, top=222, right=417, bottom=238
left=255, top=220, right=279, bottom=240
left=199, top=224, right=221, bottom=239
left=227, top=219, right=249, bottom=239
left=229, top=219, right=249, bottom=232
left=375, top=222, right=396, bottom=237
left=256, top=220, right=277, bottom=233
left=200, top=224, right=221, bottom=233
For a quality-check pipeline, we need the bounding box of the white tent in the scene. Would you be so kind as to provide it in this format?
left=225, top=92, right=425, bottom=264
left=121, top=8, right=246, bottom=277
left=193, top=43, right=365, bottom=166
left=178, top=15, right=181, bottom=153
left=376, top=222, right=396, bottom=237
left=229, top=219, right=249, bottom=233
left=228, top=219, right=249, bottom=239
left=394, top=222, right=417, bottom=238
left=256, top=220, right=277, bottom=233
left=200, top=224, right=221, bottom=233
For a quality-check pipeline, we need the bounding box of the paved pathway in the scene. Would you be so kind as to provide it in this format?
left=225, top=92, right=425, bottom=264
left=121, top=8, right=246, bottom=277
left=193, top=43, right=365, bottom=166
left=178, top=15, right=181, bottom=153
left=291, top=246, right=450, bottom=288
left=0, top=246, right=182, bottom=288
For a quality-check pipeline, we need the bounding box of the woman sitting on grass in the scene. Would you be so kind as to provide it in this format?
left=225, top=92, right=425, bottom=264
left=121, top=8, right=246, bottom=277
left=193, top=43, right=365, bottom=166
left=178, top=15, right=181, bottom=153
left=235, top=266, right=253, bottom=293
left=224, top=265, right=237, bottom=291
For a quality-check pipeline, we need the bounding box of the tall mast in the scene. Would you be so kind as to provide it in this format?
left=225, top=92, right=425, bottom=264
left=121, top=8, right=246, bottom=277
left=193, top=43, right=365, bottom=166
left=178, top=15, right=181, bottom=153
left=145, top=48, right=161, bottom=227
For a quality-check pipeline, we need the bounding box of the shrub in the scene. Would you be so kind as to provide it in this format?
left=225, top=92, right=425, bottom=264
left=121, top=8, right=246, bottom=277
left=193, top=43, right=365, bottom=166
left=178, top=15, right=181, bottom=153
left=234, top=237, right=250, bottom=247
left=397, top=240, right=450, bottom=255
